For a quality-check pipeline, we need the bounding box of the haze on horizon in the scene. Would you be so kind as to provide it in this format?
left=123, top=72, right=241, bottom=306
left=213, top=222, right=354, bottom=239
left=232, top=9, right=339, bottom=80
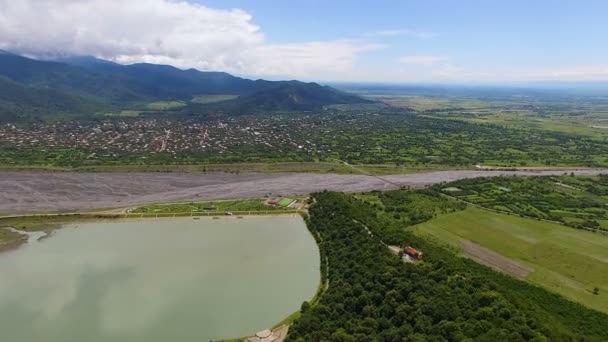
left=1, top=0, right=607, bottom=84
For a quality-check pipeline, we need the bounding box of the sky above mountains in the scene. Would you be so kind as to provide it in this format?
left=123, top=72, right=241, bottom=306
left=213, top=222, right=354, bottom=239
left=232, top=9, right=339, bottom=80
left=1, top=0, right=607, bottom=83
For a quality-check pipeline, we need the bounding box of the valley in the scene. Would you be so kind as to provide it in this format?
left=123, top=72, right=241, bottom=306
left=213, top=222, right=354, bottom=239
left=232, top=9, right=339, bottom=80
left=3, top=2, right=608, bottom=341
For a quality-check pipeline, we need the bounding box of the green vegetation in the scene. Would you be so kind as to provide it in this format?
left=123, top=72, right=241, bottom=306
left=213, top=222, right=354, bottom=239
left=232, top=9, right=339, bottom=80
left=371, top=93, right=608, bottom=140
left=145, top=100, right=187, bottom=110
left=413, top=207, right=608, bottom=313
left=130, top=199, right=295, bottom=214
left=0, top=76, right=105, bottom=122
left=191, top=94, right=238, bottom=104
left=278, top=198, right=295, bottom=207
left=357, top=189, right=466, bottom=230
left=3, top=112, right=608, bottom=169
left=287, top=190, right=608, bottom=341
left=437, top=175, right=608, bottom=230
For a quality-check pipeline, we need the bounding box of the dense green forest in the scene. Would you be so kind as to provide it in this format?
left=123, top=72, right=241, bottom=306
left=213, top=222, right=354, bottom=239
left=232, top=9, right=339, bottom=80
left=437, top=175, right=608, bottom=230
left=0, top=52, right=368, bottom=119
left=287, top=190, right=608, bottom=341
left=0, top=76, right=105, bottom=122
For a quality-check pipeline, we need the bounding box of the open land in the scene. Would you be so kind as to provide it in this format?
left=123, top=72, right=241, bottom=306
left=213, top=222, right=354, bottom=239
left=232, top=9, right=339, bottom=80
left=369, top=94, right=608, bottom=140
left=1, top=169, right=607, bottom=213
left=413, top=207, right=608, bottom=313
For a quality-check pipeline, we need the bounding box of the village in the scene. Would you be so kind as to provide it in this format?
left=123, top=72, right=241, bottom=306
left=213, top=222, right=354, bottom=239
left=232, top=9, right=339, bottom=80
left=0, top=115, right=344, bottom=159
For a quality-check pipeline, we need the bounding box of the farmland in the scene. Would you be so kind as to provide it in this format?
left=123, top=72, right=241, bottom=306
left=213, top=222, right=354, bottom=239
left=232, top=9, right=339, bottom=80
left=412, top=207, right=608, bottom=313
left=367, top=93, right=608, bottom=140
left=436, top=175, right=608, bottom=230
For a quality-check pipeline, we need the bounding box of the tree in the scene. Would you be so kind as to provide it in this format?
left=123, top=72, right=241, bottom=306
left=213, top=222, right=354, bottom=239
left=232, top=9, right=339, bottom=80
left=300, top=301, right=311, bottom=312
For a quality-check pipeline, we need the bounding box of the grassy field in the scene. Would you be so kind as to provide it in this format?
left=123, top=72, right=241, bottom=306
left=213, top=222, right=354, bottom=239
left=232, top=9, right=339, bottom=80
left=130, top=198, right=299, bottom=214
left=456, top=113, right=608, bottom=140
left=368, top=94, right=488, bottom=111
left=277, top=198, right=294, bottom=207
left=104, top=110, right=142, bottom=117
left=413, top=207, right=608, bottom=313
left=191, top=94, right=238, bottom=104
left=145, top=100, right=187, bottom=110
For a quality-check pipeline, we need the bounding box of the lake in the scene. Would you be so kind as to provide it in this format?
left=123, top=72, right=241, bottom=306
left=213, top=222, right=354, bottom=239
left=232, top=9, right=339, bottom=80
left=0, top=216, right=320, bottom=341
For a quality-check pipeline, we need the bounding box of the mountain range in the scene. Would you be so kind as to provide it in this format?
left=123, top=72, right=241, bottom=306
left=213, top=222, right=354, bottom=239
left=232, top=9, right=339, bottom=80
left=0, top=50, right=370, bottom=121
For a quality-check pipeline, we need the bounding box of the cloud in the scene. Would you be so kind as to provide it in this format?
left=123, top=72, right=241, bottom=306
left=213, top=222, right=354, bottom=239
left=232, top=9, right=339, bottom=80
left=367, top=29, right=436, bottom=39
left=423, top=63, right=608, bottom=82
left=243, top=40, right=385, bottom=78
left=0, top=0, right=378, bottom=79
left=399, top=55, right=446, bottom=65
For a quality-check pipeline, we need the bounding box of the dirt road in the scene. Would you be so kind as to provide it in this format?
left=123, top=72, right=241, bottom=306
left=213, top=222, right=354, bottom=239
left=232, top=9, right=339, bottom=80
left=1, top=169, right=606, bottom=213
left=460, top=240, right=533, bottom=279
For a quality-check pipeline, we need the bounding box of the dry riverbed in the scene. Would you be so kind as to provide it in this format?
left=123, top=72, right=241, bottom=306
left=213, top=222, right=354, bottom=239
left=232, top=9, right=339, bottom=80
left=1, top=169, right=607, bottom=213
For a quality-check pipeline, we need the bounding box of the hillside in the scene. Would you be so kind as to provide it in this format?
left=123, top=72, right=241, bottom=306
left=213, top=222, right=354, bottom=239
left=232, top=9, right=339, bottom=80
left=56, top=56, right=267, bottom=97
left=226, top=81, right=373, bottom=111
left=0, top=76, right=104, bottom=122
left=0, top=52, right=370, bottom=120
left=0, top=53, right=150, bottom=103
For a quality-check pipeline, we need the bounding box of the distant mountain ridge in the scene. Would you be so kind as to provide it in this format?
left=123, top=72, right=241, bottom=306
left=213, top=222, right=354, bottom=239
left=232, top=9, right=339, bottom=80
left=0, top=52, right=371, bottom=121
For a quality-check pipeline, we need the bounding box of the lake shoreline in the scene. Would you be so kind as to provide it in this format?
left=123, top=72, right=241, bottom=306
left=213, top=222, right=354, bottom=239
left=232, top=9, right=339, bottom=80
left=0, top=213, right=305, bottom=255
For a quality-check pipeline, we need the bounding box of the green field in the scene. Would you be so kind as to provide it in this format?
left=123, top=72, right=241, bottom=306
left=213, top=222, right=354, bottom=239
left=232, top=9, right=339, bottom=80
left=130, top=199, right=290, bottom=214
left=191, top=94, right=238, bottom=104
left=413, top=207, right=608, bottom=313
left=277, top=198, right=294, bottom=207
left=145, top=100, right=187, bottom=110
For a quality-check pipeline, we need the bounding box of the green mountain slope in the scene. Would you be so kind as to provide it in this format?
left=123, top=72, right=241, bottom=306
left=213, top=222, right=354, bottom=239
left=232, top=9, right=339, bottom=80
left=0, top=52, right=371, bottom=120
left=228, top=81, right=373, bottom=111
left=0, top=53, right=150, bottom=103
left=0, top=76, right=104, bottom=122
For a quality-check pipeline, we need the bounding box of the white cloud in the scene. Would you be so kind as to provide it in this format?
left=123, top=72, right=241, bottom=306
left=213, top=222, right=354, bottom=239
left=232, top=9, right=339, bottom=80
left=0, top=0, right=378, bottom=79
left=399, top=55, right=446, bottom=65
left=422, top=63, right=608, bottom=82
left=367, top=29, right=436, bottom=39
left=243, top=41, right=385, bottom=78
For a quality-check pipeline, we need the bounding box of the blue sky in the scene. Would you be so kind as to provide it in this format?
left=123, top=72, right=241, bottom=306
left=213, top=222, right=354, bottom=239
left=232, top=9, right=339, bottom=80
left=2, top=0, right=607, bottom=83
left=200, top=0, right=608, bottom=82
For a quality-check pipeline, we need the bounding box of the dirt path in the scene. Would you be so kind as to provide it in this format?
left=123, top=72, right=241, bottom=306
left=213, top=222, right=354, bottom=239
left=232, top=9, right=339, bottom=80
left=0, top=169, right=606, bottom=213
left=460, top=240, right=533, bottom=279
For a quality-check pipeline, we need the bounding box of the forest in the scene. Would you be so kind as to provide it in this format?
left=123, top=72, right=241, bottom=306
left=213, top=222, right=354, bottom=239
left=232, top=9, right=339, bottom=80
left=286, top=190, right=608, bottom=341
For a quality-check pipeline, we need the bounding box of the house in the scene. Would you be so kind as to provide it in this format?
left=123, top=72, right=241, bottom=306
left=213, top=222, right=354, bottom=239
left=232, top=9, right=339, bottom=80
left=403, top=245, right=423, bottom=260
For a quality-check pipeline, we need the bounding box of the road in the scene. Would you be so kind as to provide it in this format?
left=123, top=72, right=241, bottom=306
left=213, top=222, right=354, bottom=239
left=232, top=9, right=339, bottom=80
left=0, top=169, right=606, bottom=213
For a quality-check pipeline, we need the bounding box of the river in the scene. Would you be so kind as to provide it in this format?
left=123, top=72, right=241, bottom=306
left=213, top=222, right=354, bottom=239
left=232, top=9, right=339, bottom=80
left=1, top=169, right=606, bottom=213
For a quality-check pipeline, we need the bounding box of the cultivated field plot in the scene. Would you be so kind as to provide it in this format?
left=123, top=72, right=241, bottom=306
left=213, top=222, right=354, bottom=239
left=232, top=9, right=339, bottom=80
left=413, top=207, right=608, bottom=313
left=438, top=175, right=608, bottom=230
